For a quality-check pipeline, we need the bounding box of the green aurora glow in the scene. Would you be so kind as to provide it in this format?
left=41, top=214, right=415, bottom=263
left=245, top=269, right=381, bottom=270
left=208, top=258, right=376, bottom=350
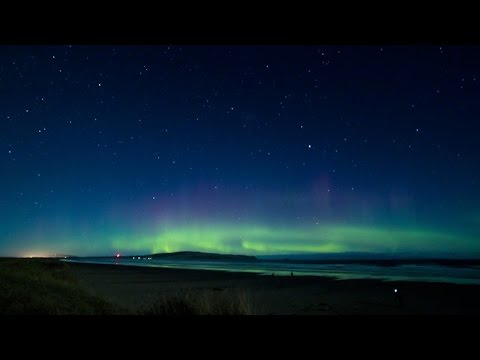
left=12, top=221, right=480, bottom=257
left=3, top=46, right=480, bottom=258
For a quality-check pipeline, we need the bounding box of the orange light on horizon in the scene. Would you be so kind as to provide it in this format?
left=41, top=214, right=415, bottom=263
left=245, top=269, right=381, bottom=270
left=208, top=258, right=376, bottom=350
left=22, top=253, right=49, bottom=258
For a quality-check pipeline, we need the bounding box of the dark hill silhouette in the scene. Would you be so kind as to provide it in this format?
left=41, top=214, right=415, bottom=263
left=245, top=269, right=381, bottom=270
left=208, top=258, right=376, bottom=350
left=144, top=251, right=257, bottom=262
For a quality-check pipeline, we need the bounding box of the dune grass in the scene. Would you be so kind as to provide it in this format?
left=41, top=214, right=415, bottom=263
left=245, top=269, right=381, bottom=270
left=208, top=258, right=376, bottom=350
left=0, top=258, right=126, bottom=315
left=139, top=289, right=253, bottom=315
left=0, top=258, right=253, bottom=315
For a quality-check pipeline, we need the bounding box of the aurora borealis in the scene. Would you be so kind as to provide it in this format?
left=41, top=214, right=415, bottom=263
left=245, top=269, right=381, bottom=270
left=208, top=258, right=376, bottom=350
left=1, top=45, right=480, bottom=257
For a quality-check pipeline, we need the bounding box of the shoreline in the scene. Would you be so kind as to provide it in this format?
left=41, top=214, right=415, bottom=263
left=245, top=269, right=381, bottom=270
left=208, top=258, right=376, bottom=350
left=63, top=258, right=480, bottom=286
left=67, top=261, right=480, bottom=315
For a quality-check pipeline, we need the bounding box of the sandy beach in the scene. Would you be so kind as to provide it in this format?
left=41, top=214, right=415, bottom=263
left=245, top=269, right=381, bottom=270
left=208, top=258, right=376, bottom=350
left=68, top=262, right=480, bottom=315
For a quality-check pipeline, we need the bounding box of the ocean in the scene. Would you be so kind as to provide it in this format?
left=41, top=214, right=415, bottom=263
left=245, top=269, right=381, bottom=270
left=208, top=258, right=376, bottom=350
left=63, top=257, right=480, bottom=285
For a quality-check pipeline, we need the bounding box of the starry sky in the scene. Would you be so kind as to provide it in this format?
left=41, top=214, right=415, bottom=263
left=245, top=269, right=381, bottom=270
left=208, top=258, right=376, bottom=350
left=1, top=45, right=480, bottom=257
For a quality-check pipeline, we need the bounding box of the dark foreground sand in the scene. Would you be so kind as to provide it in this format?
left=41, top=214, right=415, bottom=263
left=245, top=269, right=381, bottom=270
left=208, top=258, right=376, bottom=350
left=68, top=262, right=480, bottom=315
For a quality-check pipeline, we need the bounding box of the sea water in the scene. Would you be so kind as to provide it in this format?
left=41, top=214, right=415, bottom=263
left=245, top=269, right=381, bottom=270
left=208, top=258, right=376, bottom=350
left=63, top=257, right=480, bottom=285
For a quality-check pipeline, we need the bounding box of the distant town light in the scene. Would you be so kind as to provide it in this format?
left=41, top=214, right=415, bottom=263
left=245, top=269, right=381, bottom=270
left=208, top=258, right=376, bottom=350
left=394, top=289, right=398, bottom=293
left=116, top=253, right=120, bottom=258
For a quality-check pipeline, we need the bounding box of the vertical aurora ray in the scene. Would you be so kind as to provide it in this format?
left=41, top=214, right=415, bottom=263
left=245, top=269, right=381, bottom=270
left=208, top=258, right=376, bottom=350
left=1, top=45, right=480, bottom=257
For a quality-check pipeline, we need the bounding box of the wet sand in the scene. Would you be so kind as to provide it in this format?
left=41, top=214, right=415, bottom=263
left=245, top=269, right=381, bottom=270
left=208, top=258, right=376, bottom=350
left=68, top=262, right=480, bottom=315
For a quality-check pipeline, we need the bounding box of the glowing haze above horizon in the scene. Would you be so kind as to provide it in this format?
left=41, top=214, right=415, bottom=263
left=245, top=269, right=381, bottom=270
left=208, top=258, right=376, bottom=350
left=1, top=45, right=480, bottom=258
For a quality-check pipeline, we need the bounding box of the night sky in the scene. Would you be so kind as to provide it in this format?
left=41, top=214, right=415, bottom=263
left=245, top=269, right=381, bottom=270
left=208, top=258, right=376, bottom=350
left=1, top=45, right=480, bottom=257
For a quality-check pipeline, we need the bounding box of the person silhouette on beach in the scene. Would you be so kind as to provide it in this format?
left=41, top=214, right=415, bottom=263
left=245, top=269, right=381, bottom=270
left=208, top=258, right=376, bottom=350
left=291, top=272, right=294, bottom=277
left=394, top=288, right=404, bottom=308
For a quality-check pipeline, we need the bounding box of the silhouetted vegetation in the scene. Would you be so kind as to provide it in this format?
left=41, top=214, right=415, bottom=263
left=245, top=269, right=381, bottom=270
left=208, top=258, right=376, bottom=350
left=0, top=258, right=253, bottom=315
left=139, top=289, right=253, bottom=315
left=0, top=258, right=126, bottom=315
